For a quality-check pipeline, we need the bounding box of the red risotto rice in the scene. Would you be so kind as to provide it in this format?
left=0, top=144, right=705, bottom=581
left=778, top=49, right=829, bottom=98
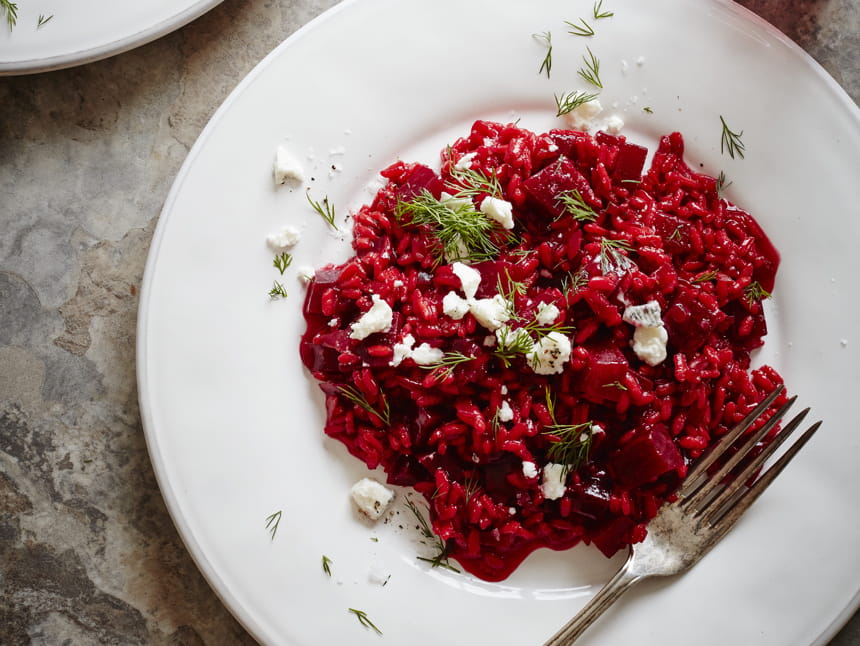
left=300, top=120, right=786, bottom=581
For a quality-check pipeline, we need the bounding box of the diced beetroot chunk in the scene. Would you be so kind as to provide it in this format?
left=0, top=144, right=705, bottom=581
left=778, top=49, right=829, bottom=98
left=523, top=156, right=601, bottom=219
left=664, top=291, right=727, bottom=353
left=303, top=267, right=341, bottom=315
left=572, top=473, right=611, bottom=519
left=610, top=424, right=683, bottom=488
left=590, top=516, right=635, bottom=557
left=613, top=142, right=648, bottom=182
left=595, top=131, right=623, bottom=147
left=301, top=341, right=343, bottom=375
left=395, top=164, right=444, bottom=201
left=580, top=345, right=629, bottom=403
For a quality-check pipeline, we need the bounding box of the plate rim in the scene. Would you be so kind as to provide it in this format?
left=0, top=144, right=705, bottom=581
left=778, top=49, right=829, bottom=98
left=0, top=0, right=225, bottom=76
left=135, top=0, right=860, bottom=643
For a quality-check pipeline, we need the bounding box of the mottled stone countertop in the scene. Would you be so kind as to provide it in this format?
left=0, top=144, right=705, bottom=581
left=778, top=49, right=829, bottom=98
left=0, top=0, right=857, bottom=644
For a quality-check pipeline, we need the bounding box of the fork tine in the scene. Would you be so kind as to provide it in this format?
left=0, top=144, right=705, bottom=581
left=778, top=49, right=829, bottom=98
left=682, top=395, right=796, bottom=510
left=706, top=420, right=821, bottom=536
left=696, top=407, right=811, bottom=525
left=678, top=385, right=784, bottom=498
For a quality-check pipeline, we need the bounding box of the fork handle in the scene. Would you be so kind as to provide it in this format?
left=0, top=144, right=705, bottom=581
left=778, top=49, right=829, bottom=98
left=544, top=555, right=642, bottom=645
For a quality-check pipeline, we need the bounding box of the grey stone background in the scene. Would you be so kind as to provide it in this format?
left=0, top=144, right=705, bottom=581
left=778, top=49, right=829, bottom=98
left=0, top=0, right=857, bottom=644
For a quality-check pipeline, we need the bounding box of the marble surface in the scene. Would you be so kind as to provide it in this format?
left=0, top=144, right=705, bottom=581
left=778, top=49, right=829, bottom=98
left=0, top=0, right=857, bottom=644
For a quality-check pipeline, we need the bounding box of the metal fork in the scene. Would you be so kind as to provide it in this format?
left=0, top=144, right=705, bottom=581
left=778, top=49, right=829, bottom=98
left=545, top=385, right=821, bottom=645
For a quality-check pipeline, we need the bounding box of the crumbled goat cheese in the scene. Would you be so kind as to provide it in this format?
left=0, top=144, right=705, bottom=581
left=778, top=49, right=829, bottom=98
left=367, top=562, right=390, bottom=586
left=522, top=460, right=538, bottom=479
left=535, top=301, right=560, bottom=325
left=563, top=98, right=604, bottom=130
left=495, top=324, right=533, bottom=350
left=623, top=301, right=663, bottom=328
left=455, top=151, right=477, bottom=170
left=469, top=294, right=510, bottom=331
left=391, top=333, right=443, bottom=366
left=391, top=334, right=416, bottom=367
left=410, top=342, right=444, bottom=365
left=273, top=146, right=304, bottom=185
left=350, top=478, right=395, bottom=521
left=500, top=385, right=508, bottom=395
left=632, top=325, right=669, bottom=366
left=350, top=295, right=393, bottom=340
left=560, top=97, right=625, bottom=135
left=498, top=400, right=514, bottom=423
left=603, top=114, right=625, bottom=134
left=442, top=291, right=471, bottom=320
left=540, top=463, right=568, bottom=500
left=452, top=261, right=482, bottom=299
left=440, top=191, right=473, bottom=211
left=266, top=225, right=301, bottom=252
left=623, top=301, right=669, bottom=366
left=527, top=331, right=572, bottom=375
left=443, top=265, right=511, bottom=331
left=297, top=266, right=315, bottom=284
left=444, top=235, right=472, bottom=264
left=480, top=196, right=515, bottom=230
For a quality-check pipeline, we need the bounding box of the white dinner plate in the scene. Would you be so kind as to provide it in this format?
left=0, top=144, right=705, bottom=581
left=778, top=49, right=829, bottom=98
left=0, top=0, right=222, bottom=75
left=137, top=1, right=860, bottom=644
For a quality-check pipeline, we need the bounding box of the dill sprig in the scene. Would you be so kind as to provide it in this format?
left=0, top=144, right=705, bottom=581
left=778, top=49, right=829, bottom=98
left=404, top=498, right=460, bottom=573
left=265, top=510, right=282, bottom=540
left=565, top=18, right=594, bottom=37
left=593, top=0, right=614, bottom=19
left=604, top=380, right=628, bottom=391
left=556, top=189, right=598, bottom=221
left=716, top=170, right=732, bottom=197
left=542, top=388, right=595, bottom=473
left=561, top=270, right=588, bottom=294
left=524, top=319, right=576, bottom=339
left=534, top=31, right=553, bottom=78
left=577, top=47, right=603, bottom=89
left=396, top=189, right=506, bottom=264
left=420, top=351, right=475, bottom=382
left=337, top=384, right=390, bottom=426
left=268, top=281, right=288, bottom=299
left=1, top=0, right=17, bottom=30
left=37, top=13, right=53, bottom=28
left=598, top=238, right=634, bottom=275
left=496, top=270, right=528, bottom=319
left=642, top=106, right=654, bottom=114
left=462, top=473, right=481, bottom=504
left=492, top=326, right=535, bottom=367
left=554, top=90, right=600, bottom=117
left=744, top=280, right=772, bottom=306
left=693, top=269, right=719, bottom=283
left=306, top=191, right=338, bottom=230
left=322, top=555, right=333, bottom=576
left=719, top=115, right=746, bottom=160
left=273, top=251, right=293, bottom=275
left=348, top=608, right=383, bottom=636
left=447, top=164, right=504, bottom=199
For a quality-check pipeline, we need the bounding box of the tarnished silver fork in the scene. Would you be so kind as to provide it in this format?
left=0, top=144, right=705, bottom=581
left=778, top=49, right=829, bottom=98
left=545, top=385, right=821, bottom=645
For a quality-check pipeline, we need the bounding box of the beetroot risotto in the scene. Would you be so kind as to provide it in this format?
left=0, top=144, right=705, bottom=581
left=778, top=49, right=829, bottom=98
left=299, top=120, right=787, bottom=582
